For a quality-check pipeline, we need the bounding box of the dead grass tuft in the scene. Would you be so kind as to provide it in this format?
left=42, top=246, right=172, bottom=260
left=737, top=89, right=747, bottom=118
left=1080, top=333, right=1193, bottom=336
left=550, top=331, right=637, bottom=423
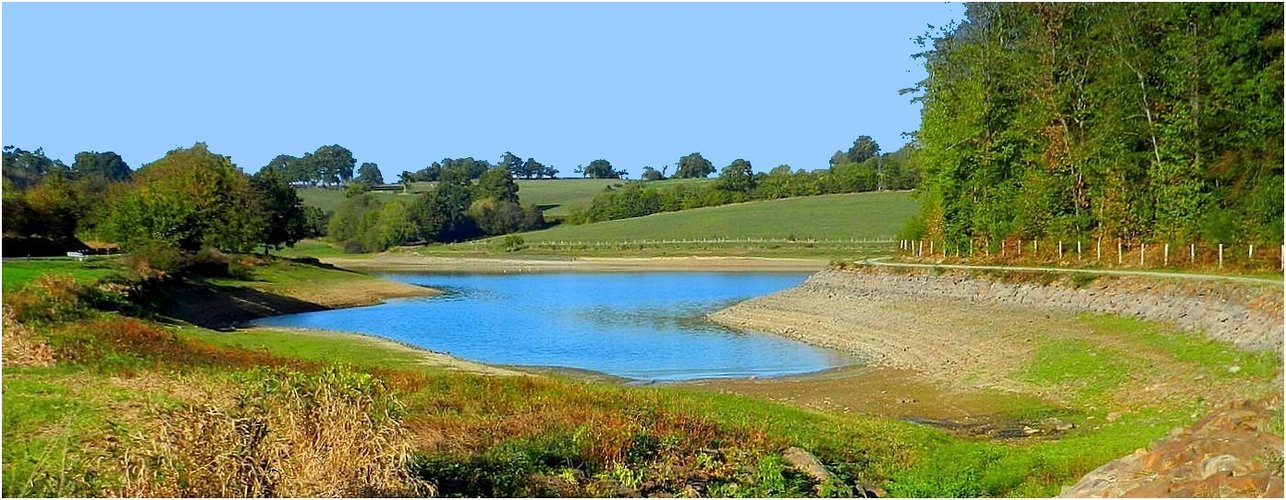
left=2, top=310, right=55, bottom=367
left=112, top=366, right=432, bottom=497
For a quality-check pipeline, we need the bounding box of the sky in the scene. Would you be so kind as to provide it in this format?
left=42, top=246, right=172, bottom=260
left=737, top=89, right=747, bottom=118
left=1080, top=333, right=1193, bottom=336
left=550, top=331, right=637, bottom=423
left=2, top=2, right=964, bottom=179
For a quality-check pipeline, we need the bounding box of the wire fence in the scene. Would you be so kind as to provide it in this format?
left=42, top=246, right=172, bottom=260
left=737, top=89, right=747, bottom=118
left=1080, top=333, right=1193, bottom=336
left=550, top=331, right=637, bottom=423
left=897, top=238, right=1285, bottom=271
left=450, top=237, right=898, bottom=248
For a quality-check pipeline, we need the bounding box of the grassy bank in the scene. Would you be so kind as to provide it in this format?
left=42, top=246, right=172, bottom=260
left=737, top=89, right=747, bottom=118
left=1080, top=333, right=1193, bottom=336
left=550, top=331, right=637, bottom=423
left=4, top=255, right=1279, bottom=497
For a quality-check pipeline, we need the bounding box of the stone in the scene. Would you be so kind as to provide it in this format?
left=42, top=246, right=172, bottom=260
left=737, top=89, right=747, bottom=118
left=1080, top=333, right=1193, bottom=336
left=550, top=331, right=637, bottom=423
left=1228, top=365, right=1242, bottom=374
left=1200, top=454, right=1241, bottom=479
left=781, top=446, right=834, bottom=490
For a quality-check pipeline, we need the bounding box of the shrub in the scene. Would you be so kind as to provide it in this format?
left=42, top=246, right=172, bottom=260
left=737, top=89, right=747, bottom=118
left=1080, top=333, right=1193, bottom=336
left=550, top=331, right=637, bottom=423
left=122, top=239, right=188, bottom=280
left=496, top=235, right=526, bottom=252
left=7, top=274, right=89, bottom=323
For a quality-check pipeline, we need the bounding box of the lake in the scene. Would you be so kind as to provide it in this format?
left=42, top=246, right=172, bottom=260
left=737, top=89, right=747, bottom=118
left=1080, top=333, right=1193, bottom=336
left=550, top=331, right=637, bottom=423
left=252, top=272, right=853, bottom=381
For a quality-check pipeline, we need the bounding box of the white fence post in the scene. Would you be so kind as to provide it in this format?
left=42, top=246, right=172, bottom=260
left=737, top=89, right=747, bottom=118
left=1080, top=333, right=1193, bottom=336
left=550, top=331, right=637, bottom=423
left=1190, top=243, right=1195, bottom=263
left=1058, top=241, right=1063, bottom=260
left=1018, top=240, right=1022, bottom=257
left=1097, top=238, right=1102, bottom=262
left=1249, top=244, right=1254, bottom=260
left=1117, top=240, right=1123, bottom=265
left=1164, top=243, right=1169, bottom=266
left=1077, top=240, right=1082, bottom=261
left=1219, top=244, right=1224, bottom=269
left=1139, top=243, right=1145, bottom=266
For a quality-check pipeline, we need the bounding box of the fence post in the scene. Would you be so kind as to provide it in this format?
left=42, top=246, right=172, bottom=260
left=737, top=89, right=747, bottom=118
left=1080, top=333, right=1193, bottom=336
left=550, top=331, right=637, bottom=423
left=918, top=240, right=923, bottom=257
left=1077, top=240, right=1082, bottom=261
left=1018, top=239, right=1022, bottom=257
left=1058, top=241, right=1063, bottom=260
left=1249, top=244, right=1254, bottom=260
left=1034, top=240, right=1039, bottom=254
left=1117, top=240, right=1123, bottom=265
left=1139, top=243, right=1145, bottom=266
left=1164, top=243, right=1169, bottom=266
left=1219, top=243, right=1224, bottom=269
left=1097, top=238, right=1102, bottom=262
left=1190, top=243, right=1195, bottom=264
left=930, top=240, right=934, bottom=256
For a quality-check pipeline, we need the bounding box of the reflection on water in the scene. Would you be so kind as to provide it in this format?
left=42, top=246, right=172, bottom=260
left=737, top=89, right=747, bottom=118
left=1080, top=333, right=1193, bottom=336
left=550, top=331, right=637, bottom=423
left=252, top=272, right=853, bottom=381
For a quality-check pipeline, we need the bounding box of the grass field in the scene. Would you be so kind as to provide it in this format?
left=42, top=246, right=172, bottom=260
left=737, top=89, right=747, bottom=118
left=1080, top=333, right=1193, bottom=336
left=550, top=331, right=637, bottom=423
left=1, top=258, right=123, bottom=293
left=3, top=253, right=1281, bottom=496
left=500, top=191, right=916, bottom=243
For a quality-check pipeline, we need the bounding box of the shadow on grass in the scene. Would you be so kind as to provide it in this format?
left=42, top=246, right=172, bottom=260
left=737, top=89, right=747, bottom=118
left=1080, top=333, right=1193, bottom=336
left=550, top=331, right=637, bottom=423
left=156, top=281, right=328, bottom=330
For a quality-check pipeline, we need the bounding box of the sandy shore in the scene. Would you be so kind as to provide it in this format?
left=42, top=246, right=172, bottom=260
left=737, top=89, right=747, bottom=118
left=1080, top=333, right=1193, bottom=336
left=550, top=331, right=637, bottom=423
left=321, top=254, right=829, bottom=273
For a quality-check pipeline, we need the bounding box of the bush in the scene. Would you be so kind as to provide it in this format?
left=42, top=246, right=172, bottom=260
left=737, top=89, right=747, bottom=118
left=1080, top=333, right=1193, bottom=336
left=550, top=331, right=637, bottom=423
left=122, top=239, right=188, bottom=280
left=495, top=235, right=526, bottom=252
left=7, top=275, right=89, bottom=323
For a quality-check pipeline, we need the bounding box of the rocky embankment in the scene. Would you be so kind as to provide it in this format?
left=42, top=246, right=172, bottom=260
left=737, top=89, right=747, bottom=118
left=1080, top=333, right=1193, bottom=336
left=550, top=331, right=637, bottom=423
left=1059, top=398, right=1284, bottom=497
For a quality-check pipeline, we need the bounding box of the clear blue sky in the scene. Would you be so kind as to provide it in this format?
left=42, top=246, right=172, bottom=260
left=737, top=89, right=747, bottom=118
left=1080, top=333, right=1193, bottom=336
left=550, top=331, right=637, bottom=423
left=3, top=2, right=963, bottom=179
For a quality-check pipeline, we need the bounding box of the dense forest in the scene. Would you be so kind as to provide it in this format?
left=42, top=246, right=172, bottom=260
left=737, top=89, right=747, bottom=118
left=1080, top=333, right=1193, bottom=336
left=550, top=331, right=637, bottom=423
left=909, top=2, right=1284, bottom=247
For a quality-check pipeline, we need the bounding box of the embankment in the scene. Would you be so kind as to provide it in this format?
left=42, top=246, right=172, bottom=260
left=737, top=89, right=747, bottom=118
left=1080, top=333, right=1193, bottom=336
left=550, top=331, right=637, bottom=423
left=709, top=266, right=1282, bottom=392
left=322, top=254, right=829, bottom=273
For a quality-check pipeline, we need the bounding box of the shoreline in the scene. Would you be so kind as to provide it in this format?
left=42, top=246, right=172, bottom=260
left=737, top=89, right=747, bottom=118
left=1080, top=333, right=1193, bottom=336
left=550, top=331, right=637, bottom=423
left=319, top=254, right=830, bottom=273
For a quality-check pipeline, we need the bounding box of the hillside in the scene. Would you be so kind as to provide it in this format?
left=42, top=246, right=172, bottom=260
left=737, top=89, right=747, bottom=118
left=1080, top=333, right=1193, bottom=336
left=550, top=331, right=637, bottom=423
left=504, top=191, right=916, bottom=243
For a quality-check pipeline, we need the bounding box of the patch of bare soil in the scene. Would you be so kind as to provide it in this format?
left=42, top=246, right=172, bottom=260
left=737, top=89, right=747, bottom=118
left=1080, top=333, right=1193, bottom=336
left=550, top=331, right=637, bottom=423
left=323, top=254, right=829, bottom=273
left=1060, top=398, right=1285, bottom=498
left=684, top=366, right=1069, bottom=439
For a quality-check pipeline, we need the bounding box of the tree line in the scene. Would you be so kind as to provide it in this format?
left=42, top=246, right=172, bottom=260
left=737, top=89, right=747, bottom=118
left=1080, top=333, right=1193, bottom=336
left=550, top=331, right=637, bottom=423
left=568, top=141, right=919, bottom=224
left=907, top=2, right=1283, bottom=248
left=329, top=164, right=542, bottom=252
left=3, top=143, right=324, bottom=258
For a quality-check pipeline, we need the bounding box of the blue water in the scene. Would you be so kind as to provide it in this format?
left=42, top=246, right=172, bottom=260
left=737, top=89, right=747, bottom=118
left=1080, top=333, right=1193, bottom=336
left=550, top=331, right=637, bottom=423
left=251, top=272, right=852, bottom=381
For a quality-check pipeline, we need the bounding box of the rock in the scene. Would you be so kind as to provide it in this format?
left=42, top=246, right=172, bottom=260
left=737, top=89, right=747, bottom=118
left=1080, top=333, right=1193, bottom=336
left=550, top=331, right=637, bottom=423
left=1200, top=454, right=1241, bottom=479
left=781, top=447, right=834, bottom=492
left=1023, top=426, right=1042, bottom=435
left=1228, top=365, right=1242, bottom=374
left=1106, top=411, right=1122, bottom=422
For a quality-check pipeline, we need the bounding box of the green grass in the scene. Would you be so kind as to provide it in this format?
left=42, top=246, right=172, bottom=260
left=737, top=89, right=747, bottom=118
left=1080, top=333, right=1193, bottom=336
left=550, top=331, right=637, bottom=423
left=2, top=259, right=123, bottom=293
left=270, top=240, right=362, bottom=259
left=184, top=327, right=435, bottom=371
left=500, top=191, right=916, bottom=243
left=513, top=179, right=625, bottom=217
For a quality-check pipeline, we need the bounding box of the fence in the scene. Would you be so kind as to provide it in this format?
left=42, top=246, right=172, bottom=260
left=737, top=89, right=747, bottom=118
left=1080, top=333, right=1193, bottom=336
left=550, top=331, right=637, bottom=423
left=451, top=237, right=898, bottom=248
left=897, top=238, right=1285, bottom=271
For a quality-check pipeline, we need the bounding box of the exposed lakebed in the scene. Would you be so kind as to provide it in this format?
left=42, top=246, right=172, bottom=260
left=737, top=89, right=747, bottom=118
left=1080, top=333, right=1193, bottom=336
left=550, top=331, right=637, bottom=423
left=252, top=272, right=853, bottom=381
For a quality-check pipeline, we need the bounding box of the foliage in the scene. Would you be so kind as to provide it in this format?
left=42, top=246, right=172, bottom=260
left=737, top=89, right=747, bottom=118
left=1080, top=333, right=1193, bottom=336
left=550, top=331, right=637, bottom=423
left=909, top=3, right=1283, bottom=246
left=356, top=162, right=384, bottom=185
left=675, top=152, right=716, bottom=179
left=102, top=143, right=263, bottom=253
left=468, top=199, right=543, bottom=236
left=579, top=159, right=626, bottom=179
left=569, top=145, right=918, bottom=225
left=71, top=151, right=131, bottom=182
left=475, top=166, right=520, bottom=204
left=2, top=146, right=69, bottom=189
left=251, top=167, right=308, bottom=253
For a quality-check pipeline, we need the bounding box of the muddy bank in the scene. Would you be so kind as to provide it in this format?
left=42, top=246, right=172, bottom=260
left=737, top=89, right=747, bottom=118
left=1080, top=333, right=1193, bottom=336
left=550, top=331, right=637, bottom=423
left=712, top=266, right=1282, bottom=358
left=158, top=274, right=438, bottom=329
left=322, top=254, right=828, bottom=273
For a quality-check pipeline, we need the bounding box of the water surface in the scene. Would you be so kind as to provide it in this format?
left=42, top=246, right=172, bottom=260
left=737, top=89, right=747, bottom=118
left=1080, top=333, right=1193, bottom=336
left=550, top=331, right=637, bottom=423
left=252, top=272, right=851, bottom=381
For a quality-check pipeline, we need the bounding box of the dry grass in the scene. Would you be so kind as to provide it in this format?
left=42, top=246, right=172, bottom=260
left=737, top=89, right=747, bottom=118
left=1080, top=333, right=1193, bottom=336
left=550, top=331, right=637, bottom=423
left=111, top=367, right=432, bottom=497
left=2, top=310, right=54, bottom=367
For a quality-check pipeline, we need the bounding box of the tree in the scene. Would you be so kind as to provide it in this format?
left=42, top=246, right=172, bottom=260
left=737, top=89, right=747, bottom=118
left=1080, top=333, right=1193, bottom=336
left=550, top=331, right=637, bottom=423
left=72, top=151, right=131, bottom=182
left=582, top=159, right=621, bottom=179
left=674, top=153, right=715, bottom=178
left=328, top=193, right=383, bottom=252
left=718, top=159, right=755, bottom=193
left=641, top=166, right=665, bottom=181
left=409, top=179, right=476, bottom=242
left=3, top=146, right=69, bottom=189
left=251, top=167, right=307, bottom=254
left=846, top=136, right=881, bottom=164
left=476, top=166, right=520, bottom=203
left=356, top=162, right=384, bottom=185
left=310, top=145, right=356, bottom=186
left=501, top=152, right=526, bottom=178
left=523, top=158, right=550, bottom=179
left=104, top=143, right=261, bottom=252
left=467, top=198, right=542, bottom=235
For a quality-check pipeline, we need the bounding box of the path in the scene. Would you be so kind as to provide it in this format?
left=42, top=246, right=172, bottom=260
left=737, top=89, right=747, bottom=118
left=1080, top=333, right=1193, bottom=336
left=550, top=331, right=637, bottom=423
left=859, top=257, right=1283, bottom=286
